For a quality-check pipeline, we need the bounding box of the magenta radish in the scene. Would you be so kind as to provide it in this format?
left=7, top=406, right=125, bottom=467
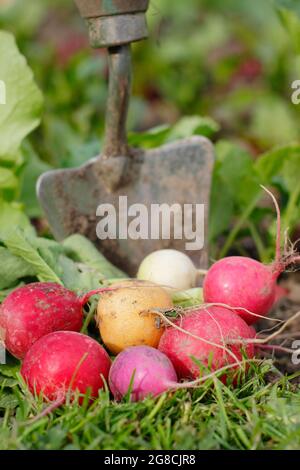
left=203, top=187, right=299, bottom=325
left=0, top=282, right=84, bottom=359
left=21, top=331, right=111, bottom=403
left=109, top=345, right=178, bottom=401
left=109, top=343, right=253, bottom=402
left=158, top=306, right=255, bottom=380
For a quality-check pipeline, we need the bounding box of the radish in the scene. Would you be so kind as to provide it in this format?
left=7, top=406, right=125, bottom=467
left=203, top=187, right=300, bottom=324
left=109, top=345, right=178, bottom=401
left=158, top=306, right=255, bottom=379
left=203, top=257, right=278, bottom=325
left=0, top=282, right=83, bottom=359
left=21, top=331, right=111, bottom=403
left=96, top=280, right=173, bottom=354
left=137, top=249, right=201, bottom=291
left=109, top=343, right=254, bottom=402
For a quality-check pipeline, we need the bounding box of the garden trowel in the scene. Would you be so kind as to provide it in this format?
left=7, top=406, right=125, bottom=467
left=37, top=0, right=214, bottom=276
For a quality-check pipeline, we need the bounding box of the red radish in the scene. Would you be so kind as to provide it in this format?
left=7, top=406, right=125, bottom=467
left=249, top=325, right=257, bottom=338
left=109, top=346, right=178, bottom=401
left=21, top=331, right=111, bottom=402
left=158, top=306, right=255, bottom=379
left=109, top=342, right=254, bottom=402
left=0, top=283, right=84, bottom=359
left=203, top=256, right=278, bottom=324
left=203, top=187, right=299, bottom=325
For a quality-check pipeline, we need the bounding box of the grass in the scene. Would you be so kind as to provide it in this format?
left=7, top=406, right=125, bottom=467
left=0, top=362, right=299, bottom=450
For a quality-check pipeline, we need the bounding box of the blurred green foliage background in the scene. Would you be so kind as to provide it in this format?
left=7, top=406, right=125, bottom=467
left=0, top=0, right=300, bottom=262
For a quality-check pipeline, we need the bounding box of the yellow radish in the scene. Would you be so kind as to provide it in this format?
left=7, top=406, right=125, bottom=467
left=96, top=280, right=173, bottom=354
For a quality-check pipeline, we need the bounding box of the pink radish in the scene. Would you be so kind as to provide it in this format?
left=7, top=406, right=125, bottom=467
left=158, top=306, right=255, bottom=379
left=109, top=343, right=254, bottom=402
left=21, top=331, right=111, bottom=403
left=203, top=187, right=299, bottom=325
left=109, top=346, right=178, bottom=401
left=0, top=283, right=84, bottom=359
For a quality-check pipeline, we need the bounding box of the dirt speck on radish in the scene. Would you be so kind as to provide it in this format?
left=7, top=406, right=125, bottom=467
left=0, top=283, right=83, bottom=359
left=97, top=281, right=173, bottom=354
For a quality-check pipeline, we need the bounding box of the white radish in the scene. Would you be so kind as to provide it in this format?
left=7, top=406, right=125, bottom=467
left=137, top=249, right=200, bottom=291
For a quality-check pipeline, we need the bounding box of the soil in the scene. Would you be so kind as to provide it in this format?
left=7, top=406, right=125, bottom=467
left=257, top=272, right=300, bottom=382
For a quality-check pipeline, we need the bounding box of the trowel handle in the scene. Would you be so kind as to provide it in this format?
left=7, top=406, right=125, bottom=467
left=74, top=1, right=150, bottom=158
left=103, top=45, right=131, bottom=157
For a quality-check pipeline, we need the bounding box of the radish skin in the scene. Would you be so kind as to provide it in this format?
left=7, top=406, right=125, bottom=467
left=109, top=346, right=177, bottom=401
left=0, top=283, right=83, bottom=359
left=137, top=249, right=198, bottom=291
left=109, top=344, right=256, bottom=402
left=96, top=281, right=172, bottom=354
left=158, top=306, right=255, bottom=379
left=203, top=186, right=299, bottom=324
left=21, top=331, right=111, bottom=402
left=203, top=257, right=278, bottom=324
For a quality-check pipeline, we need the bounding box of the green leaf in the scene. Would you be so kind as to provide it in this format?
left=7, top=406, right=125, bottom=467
left=210, top=141, right=248, bottom=242
left=255, top=143, right=300, bottom=191
left=128, top=125, right=171, bottom=149
left=30, top=236, right=64, bottom=254
left=0, top=285, right=23, bottom=303
left=172, top=288, right=203, bottom=308
left=0, top=247, right=35, bottom=290
left=19, top=141, right=52, bottom=218
left=3, top=229, right=62, bottom=285
left=274, top=0, right=300, bottom=52
left=28, top=237, right=64, bottom=281
left=249, top=96, right=298, bottom=146
left=214, top=140, right=260, bottom=208
left=0, top=30, right=43, bottom=160
left=0, top=393, right=19, bottom=409
left=209, top=141, right=262, bottom=253
left=281, top=149, right=300, bottom=191
left=209, top=172, right=234, bottom=241
left=0, top=376, right=18, bottom=388
left=0, top=0, right=47, bottom=37
left=0, top=364, right=20, bottom=378
left=0, top=168, right=18, bottom=190
left=62, top=234, right=126, bottom=279
left=256, top=144, right=300, bottom=233
left=0, top=201, right=33, bottom=240
left=128, top=116, right=219, bottom=150
left=167, top=116, right=220, bottom=141
left=273, top=0, right=300, bottom=14
left=57, top=255, right=104, bottom=292
left=42, top=117, right=100, bottom=168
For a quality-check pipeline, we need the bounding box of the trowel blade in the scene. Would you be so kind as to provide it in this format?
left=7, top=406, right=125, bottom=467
left=37, top=136, right=214, bottom=276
